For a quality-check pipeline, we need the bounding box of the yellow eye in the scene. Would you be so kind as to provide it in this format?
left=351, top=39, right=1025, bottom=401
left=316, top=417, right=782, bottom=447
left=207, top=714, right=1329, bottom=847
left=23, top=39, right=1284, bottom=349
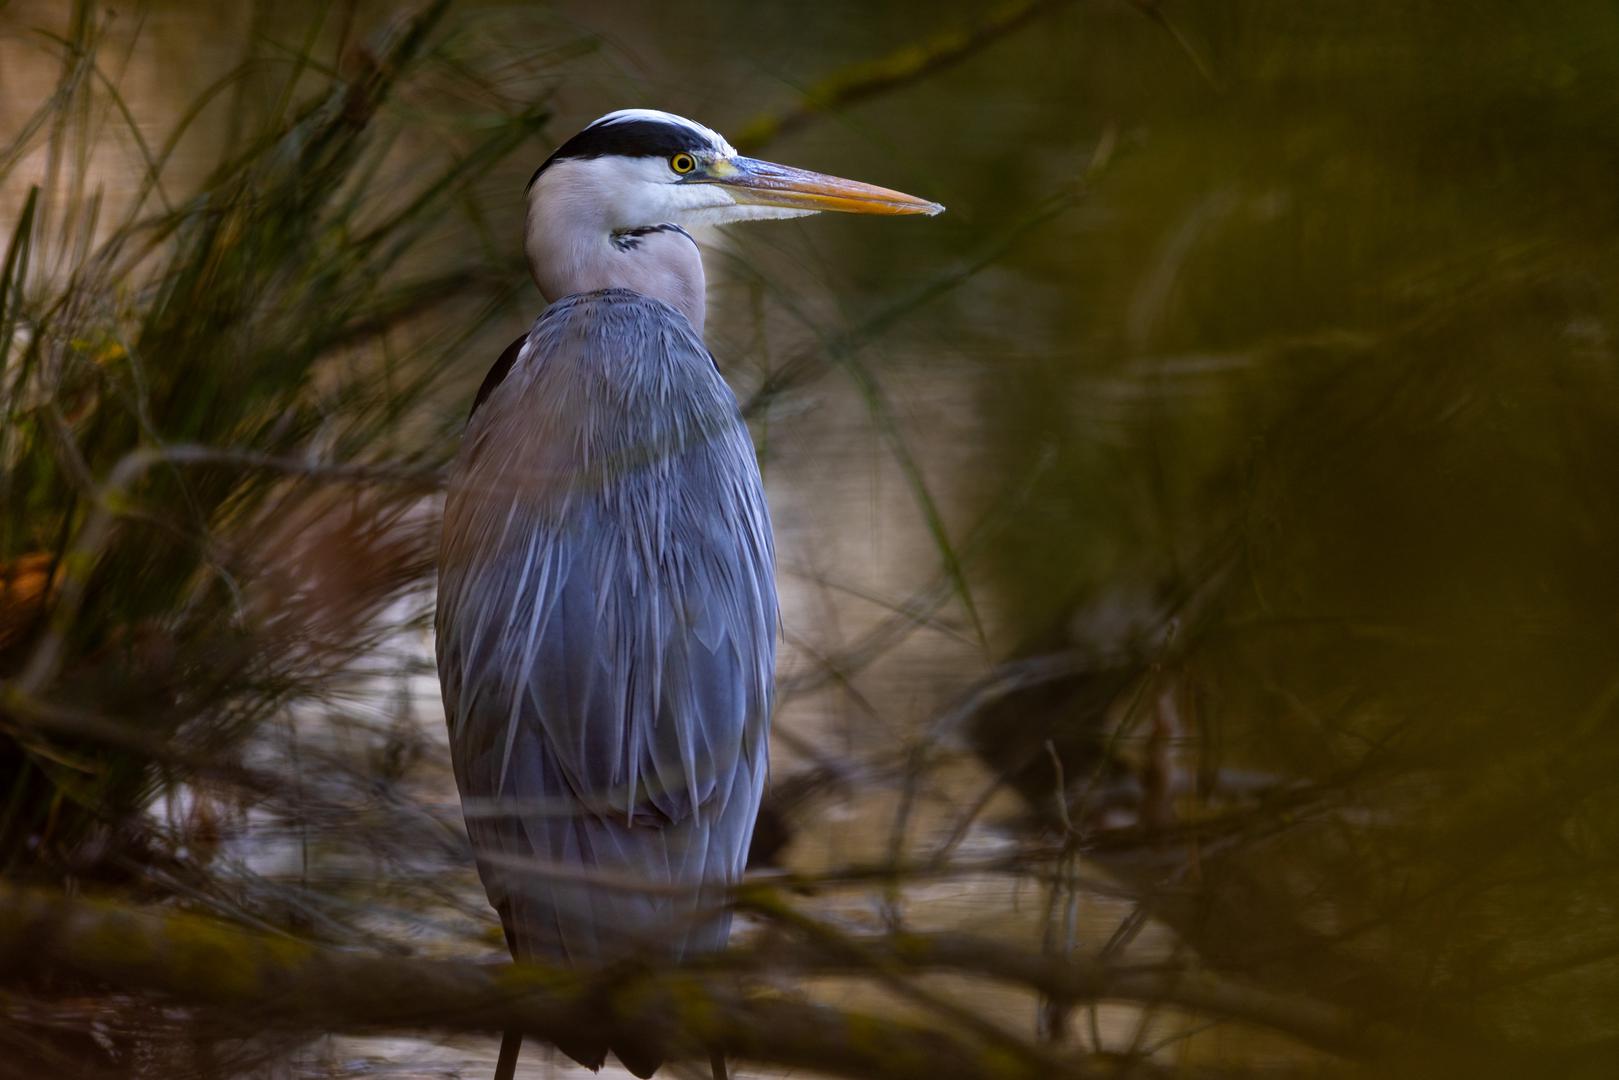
left=670, top=152, right=696, bottom=175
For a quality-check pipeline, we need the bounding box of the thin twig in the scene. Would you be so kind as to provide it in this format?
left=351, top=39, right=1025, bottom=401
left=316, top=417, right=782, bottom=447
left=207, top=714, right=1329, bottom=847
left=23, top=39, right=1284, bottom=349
left=734, top=0, right=1075, bottom=152
left=13, top=443, right=442, bottom=697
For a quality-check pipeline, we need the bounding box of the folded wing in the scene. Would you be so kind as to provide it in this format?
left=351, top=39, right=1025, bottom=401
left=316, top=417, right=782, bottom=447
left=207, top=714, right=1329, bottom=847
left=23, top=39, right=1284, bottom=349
left=436, top=291, right=776, bottom=966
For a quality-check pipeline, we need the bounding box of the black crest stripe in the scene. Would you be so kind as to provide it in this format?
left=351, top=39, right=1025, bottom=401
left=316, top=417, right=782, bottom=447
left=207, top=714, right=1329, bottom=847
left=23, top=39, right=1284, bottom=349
left=527, top=120, right=715, bottom=190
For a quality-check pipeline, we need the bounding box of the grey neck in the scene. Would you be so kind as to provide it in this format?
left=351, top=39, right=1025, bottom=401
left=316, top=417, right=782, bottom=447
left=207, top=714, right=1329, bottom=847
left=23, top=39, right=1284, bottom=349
left=524, top=207, right=707, bottom=336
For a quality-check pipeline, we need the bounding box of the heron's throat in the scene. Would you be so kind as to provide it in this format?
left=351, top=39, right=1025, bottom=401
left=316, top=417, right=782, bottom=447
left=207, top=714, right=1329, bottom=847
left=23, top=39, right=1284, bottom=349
left=524, top=206, right=708, bottom=336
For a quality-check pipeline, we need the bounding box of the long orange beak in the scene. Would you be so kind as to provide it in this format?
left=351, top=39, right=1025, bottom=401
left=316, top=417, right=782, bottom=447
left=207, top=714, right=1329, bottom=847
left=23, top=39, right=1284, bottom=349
left=708, top=156, right=944, bottom=216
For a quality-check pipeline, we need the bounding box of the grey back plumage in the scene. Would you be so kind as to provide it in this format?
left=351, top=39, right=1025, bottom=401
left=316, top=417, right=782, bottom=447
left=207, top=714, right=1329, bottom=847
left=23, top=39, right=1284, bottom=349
left=436, top=289, right=776, bottom=972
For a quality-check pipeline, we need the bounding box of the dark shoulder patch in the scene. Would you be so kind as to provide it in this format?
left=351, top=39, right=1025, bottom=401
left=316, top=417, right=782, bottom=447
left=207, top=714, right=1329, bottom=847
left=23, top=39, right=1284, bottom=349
left=527, top=120, right=714, bottom=190
left=470, top=332, right=528, bottom=420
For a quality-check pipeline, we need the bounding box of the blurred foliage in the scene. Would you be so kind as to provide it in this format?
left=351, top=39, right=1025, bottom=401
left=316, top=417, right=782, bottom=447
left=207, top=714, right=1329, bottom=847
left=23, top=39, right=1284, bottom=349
left=2, top=0, right=1619, bottom=1077
left=0, top=0, right=544, bottom=882
left=960, top=2, right=1619, bottom=1066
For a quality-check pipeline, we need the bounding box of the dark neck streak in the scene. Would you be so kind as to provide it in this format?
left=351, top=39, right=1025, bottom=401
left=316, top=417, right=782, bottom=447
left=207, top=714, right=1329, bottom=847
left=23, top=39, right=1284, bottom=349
left=610, top=223, right=696, bottom=253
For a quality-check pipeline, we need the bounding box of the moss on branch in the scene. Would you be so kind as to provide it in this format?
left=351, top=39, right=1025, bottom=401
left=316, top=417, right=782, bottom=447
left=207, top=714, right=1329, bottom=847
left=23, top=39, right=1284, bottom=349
left=0, top=884, right=1079, bottom=1079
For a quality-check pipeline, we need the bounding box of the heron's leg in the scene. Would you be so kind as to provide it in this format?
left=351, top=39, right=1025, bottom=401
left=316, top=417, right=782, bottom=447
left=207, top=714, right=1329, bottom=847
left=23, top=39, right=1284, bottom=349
left=494, top=1030, right=522, bottom=1080
left=709, top=1049, right=729, bottom=1080
left=491, top=899, right=524, bottom=1080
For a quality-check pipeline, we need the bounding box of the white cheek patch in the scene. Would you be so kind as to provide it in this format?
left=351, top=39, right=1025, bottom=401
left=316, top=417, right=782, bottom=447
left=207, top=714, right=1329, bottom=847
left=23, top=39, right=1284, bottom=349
left=539, top=157, right=691, bottom=228
left=532, top=155, right=822, bottom=230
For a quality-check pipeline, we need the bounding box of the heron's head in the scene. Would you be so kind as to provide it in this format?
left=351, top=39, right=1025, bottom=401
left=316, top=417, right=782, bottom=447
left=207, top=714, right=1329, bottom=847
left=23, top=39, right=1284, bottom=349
left=525, top=109, right=944, bottom=233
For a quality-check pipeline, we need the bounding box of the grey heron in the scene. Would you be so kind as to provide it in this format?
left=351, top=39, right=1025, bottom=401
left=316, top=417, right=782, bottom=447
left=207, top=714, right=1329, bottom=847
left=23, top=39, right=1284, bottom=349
left=435, top=109, right=941, bottom=1079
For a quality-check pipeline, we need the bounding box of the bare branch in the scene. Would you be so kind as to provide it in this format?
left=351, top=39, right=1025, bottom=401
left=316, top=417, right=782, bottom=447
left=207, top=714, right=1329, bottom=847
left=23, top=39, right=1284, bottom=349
left=0, top=885, right=1086, bottom=1080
